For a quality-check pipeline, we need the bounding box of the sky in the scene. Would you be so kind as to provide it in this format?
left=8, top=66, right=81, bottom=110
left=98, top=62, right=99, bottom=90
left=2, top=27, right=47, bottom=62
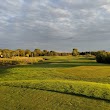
left=0, top=0, right=110, bottom=52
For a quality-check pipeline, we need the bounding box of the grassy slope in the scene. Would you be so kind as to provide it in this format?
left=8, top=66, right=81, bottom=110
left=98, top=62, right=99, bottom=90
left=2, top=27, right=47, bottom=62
left=1, top=80, right=110, bottom=100
left=0, top=86, right=110, bottom=110
left=0, top=56, right=110, bottom=83
left=0, top=56, right=110, bottom=110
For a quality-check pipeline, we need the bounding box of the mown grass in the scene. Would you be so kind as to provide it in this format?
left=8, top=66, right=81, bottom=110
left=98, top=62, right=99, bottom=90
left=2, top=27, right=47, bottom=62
left=0, top=56, right=110, bottom=83
left=1, top=80, right=110, bottom=101
left=0, top=56, right=110, bottom=110
left=1, top=86, right=110, bottom=110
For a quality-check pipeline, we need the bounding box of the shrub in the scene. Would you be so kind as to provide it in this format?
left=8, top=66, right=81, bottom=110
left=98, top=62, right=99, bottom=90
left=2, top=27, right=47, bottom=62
left=96, top=51, right=110, bottom=64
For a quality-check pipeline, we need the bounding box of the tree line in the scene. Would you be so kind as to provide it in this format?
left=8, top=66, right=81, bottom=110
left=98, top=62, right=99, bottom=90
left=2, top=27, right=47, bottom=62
left=0, top=48, right=98, bottom=58
left=0, top=49, right=72, bottom=58
left=1, top=48, right=109, bottom=64
left=72, top=48, right=97, bottom=56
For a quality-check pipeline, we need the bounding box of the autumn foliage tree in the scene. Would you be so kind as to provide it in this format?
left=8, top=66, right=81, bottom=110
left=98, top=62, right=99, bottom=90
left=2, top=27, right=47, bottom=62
left=0, top=48, right=72, bottom=58
left=72, top=48, right=79, bottom=56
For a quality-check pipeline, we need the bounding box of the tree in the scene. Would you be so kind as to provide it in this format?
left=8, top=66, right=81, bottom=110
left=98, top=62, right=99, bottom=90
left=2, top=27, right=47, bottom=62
left=20, top=50, right=25, bottom=57
left=2, top=49, right=11, bottom=58
left=0, top=49, right=2, bottom=55
left=42, top=50, right=49, bottom=56
left=34, top=49, right=42, bottom=56
left=72, top=48, right=79, bottom=56
left=11, top=51, right=16, bottom=57
left=96, top=51, right=110, bottom=63
left=25, top=49, right=31, bottom=57
left=15, top=49, right=21, bottom=57
left=49, top=51, right=58, bottom=56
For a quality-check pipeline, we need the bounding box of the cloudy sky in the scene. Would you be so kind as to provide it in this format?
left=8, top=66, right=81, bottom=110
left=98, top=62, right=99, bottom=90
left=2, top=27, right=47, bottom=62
left=0, top=0, right=110, bottom=52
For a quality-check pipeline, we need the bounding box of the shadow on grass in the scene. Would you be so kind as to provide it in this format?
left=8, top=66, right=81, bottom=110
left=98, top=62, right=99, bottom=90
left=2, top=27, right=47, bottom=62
left=0, top=66, right=11, bottom=77
left=43, top=89, right=110, bottom=103
left=2, top=85, right=110, bottom=103
left=0, top=61, right=109, bottom=77
left=15, top=61, right=109, bottom=69
left=78, top=57, right=96, bottom=60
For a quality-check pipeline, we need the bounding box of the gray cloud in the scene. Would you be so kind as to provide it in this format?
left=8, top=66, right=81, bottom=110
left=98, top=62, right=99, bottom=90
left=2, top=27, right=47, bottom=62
left=0, top=0, right=110, bottom=51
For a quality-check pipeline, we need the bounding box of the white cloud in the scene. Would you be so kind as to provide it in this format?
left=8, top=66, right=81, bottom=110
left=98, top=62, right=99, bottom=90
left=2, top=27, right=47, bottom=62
left=101, top=5, right=110, bottom=12
left=0, top=0, right=110, bottom=51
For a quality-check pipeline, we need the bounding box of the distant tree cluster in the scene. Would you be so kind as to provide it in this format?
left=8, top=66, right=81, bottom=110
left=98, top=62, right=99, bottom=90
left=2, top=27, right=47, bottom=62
left=72, top=48, right=97, bottom=57
left=0, top=49, right=71, bottom=58
left=96, top=51, right=110, bottom=64
left=80, top=51, right=97, bottom=56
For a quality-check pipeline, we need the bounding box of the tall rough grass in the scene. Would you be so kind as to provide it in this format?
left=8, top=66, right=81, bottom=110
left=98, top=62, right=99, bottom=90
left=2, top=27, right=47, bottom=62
left=1, top=80, right=110, bottom=101
left=0, top=57, right=43, bottom=66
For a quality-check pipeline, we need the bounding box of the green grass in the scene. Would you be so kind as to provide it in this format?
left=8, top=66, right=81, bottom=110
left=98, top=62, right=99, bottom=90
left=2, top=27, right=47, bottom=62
left=1, top=80, right=110, bottom=100
left=1, top=86, right=110, bottom=110
left=0, top=56, right=110, bottom=110
left=0, top=56, right=110, bottom=83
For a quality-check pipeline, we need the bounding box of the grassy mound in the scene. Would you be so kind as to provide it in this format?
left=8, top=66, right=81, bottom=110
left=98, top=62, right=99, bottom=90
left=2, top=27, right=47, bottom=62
left=1, top=86, right=110, bottom=110
left=1, top=80, right=110, bottom=101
